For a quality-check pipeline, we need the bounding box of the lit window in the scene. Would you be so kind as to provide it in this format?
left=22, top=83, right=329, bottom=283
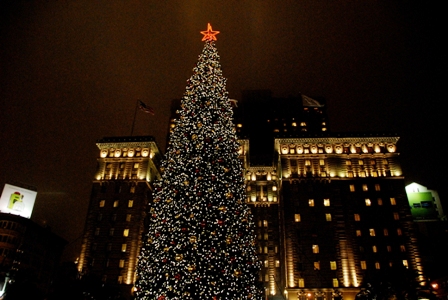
left=264, top=247, right=268, bottom=254
left=403, top=260, right=408, bottom=268
left=356, top=230, right=362, bottom=237
left=333, top=278, right=339, bottom=287
left=305, top=160, right=311, bottom=166
left=361, top=261, right=367, bottom=269
left=312, top=245, right=319, bottom=254
left=365, top=199, right=371, bottom=206
left=349, top=185, right=355, bottom=192
left=359, top=171, right=366, bottom=177
left=121, top=244, right=127, bottom=252
left=330, top=261, right=337, bottom=270
left=322, top=127, right=327, bottom=132
left=387, top=246, right=392, bottom=252
left=128, top=200, right=134, bottom=207
left=324, top=199, right=330, bottom=206
left=294, top=214, right=301, bottom=222
left=119, top=259, right=125, bottom=268
left=369, top=229, right=376, bottom=236
left=397, top=228, right=402, bottom=236
left=133, top=163, right=139, bottom=169
left=309, top=199, right=314, bottom=207
left=320, top=159, right=325, bottom=166
left=126, top=214, right=132, bottom=222
left=298, top=278, right=305, bottom=288
left=123, top=229, right=129, bottom=237
left=377, top=198, right=383, bottom=205
left=346, top=160, right=352, bottom=166
left=348, top=171, right=354, bottom=178
left=314, top=261, right=320, bottom=270
left=118, top=276, right=123, bottom=284
left=354, top=214, right=361, bottom=221
left=113, top=200, right=119, bottom=207
left=265, top=274, right=269, bottom=282
left=237, top=123, right=243, bottom=128
left=390, top=198, right=396, bottom=205
left=358, top=160, right=364, bottom=165
left=264, top=233, right=268, bottom=240
left=300, top=122, right=306, bottom=127
left=263, top=220, right=268, bottom=227
left=375, top=184, right=381, bottom=191
left=292, top=122, right=297, bottom=127
left=393, top=212, right=399, bottom=220
left=400, top=245, right=406, bottom=252
left=275, top=260, right=280, bottom=267
left=372, top=245, right=378, bottom=253
left=383, top=229, right=389, bottom=236
left=264, top=260, right=269, bottom=268
left=326, top=214, right=332, bottom=221
left=99, top=200, right=105, bottom=207
left=130, top=186, right=135, bottom=193
left=375, top=262, right=380, bottom=269
left=362, top=184, right=368, bottom=191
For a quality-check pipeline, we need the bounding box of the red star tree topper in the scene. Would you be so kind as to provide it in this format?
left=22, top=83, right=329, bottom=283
left=200, top=23, right=220, bottom=41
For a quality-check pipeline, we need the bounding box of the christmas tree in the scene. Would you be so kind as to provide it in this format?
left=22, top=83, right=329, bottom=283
left=135, top=24, right=262, bottom=300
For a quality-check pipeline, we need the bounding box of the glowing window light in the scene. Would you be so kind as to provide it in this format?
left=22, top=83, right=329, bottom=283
left=333, top=278, right=339, bottom=287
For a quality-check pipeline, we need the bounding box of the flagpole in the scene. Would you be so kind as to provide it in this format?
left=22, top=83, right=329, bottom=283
left=130, top=99, right=139, bottom=136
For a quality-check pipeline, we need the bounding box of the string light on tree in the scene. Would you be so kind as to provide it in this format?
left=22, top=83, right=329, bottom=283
left=135, top=24, right=262, bottom=299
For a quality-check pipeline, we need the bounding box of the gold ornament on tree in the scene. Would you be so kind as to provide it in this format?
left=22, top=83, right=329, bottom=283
left=175, top=254, right=184, bottom=261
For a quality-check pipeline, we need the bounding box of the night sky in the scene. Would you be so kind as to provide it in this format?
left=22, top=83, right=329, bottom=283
left=0, top=1, right=443, bottom=261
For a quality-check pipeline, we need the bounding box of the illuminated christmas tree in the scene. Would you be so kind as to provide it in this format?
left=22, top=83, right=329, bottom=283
left=135, top=24, right=262, bottom=300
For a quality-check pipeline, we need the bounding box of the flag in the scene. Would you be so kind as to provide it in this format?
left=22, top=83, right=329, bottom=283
left=138, top=100, right=155, bottom=115
left=229, top=99, right=238, bottom=107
